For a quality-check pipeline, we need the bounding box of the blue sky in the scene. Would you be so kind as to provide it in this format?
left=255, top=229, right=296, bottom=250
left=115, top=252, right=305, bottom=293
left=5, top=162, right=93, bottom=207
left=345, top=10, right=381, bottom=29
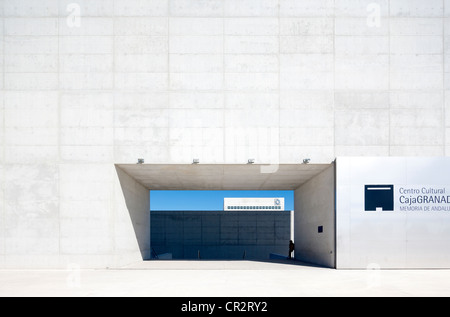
left=150, top=190, right=294, bottom=211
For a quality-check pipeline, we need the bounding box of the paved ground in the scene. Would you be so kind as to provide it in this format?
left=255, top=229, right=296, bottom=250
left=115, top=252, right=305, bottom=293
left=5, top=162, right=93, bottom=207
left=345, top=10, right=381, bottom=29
left=1, top=260, right=450, bottom=297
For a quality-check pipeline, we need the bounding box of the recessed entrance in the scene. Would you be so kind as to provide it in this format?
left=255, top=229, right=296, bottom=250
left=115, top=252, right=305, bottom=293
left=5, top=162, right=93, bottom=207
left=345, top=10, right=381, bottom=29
left=115, top=163, right=335, bottom=267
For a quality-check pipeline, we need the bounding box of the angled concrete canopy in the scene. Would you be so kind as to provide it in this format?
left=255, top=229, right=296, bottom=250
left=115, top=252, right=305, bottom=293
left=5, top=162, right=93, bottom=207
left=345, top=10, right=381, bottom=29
left=115, top=164, right=333, bottom=190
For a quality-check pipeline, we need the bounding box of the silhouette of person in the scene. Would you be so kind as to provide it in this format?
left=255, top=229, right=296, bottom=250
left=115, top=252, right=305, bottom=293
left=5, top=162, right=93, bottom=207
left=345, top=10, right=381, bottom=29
left=288, top=240, right=295, bottom=259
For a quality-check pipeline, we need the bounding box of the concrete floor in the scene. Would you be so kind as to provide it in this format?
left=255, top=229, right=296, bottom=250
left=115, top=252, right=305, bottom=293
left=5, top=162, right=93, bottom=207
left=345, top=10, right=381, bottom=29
left=1, top=260, right=450, bottom=297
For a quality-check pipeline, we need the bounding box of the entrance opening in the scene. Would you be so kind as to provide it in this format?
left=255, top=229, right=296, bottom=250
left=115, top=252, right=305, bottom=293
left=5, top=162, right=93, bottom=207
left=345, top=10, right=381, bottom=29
left=150, top=190, right=294, bottom=260
left=115, top=163, right=335, bottom=267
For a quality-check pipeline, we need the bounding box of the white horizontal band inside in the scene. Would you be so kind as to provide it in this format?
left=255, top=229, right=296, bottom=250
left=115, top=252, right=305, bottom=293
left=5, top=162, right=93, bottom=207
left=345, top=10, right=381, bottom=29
left=367, top=187, right=392, bottom=190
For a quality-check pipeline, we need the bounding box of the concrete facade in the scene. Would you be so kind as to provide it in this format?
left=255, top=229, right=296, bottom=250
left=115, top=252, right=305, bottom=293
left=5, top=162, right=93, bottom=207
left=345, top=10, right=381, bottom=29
left=1, top=1, right=450, bottom=268
left=294, top=165, right=335, bottom=268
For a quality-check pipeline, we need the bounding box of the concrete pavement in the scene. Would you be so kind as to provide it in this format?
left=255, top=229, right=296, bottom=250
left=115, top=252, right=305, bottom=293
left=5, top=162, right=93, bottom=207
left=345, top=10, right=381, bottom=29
left=1, top=260, right=450, bottom=297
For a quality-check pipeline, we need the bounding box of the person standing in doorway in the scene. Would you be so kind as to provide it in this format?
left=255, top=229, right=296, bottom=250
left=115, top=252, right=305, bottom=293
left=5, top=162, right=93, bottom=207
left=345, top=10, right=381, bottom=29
left=288, top=240, right=295, bottom=259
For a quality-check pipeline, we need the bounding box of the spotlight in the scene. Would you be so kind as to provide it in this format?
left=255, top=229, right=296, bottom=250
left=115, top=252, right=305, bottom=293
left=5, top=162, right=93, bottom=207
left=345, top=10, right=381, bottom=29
left=248, top=159, right=255, bottom=164
left=303, top=158, right=311, bottom=164
left=137, top=158, right=144, bottom=164
left=193, top=159, right=200, bottom=164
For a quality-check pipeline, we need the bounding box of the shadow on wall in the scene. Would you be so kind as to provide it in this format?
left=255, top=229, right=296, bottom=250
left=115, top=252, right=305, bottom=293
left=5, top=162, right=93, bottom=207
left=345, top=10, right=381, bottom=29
left=115, top=166, right=151, bottom=260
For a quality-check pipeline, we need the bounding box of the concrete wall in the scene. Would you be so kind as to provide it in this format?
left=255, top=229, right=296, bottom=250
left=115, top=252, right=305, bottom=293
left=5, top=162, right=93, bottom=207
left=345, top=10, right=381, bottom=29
left=0, top=164, right=148, bottom=268
left=1, top=0, right=450, bottom=268
left=294, top=165, right=335, bottom=268
left=115, top=166, right=150, bottom=263
left=151, top=210, right=290, bottom=260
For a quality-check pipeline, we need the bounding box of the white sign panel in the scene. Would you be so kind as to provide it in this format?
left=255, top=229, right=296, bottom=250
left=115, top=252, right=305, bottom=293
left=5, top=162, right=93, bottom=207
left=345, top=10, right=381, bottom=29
left=337, top=156, right=450, bottom=269
left=223, top=197, right=285, bottom=211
